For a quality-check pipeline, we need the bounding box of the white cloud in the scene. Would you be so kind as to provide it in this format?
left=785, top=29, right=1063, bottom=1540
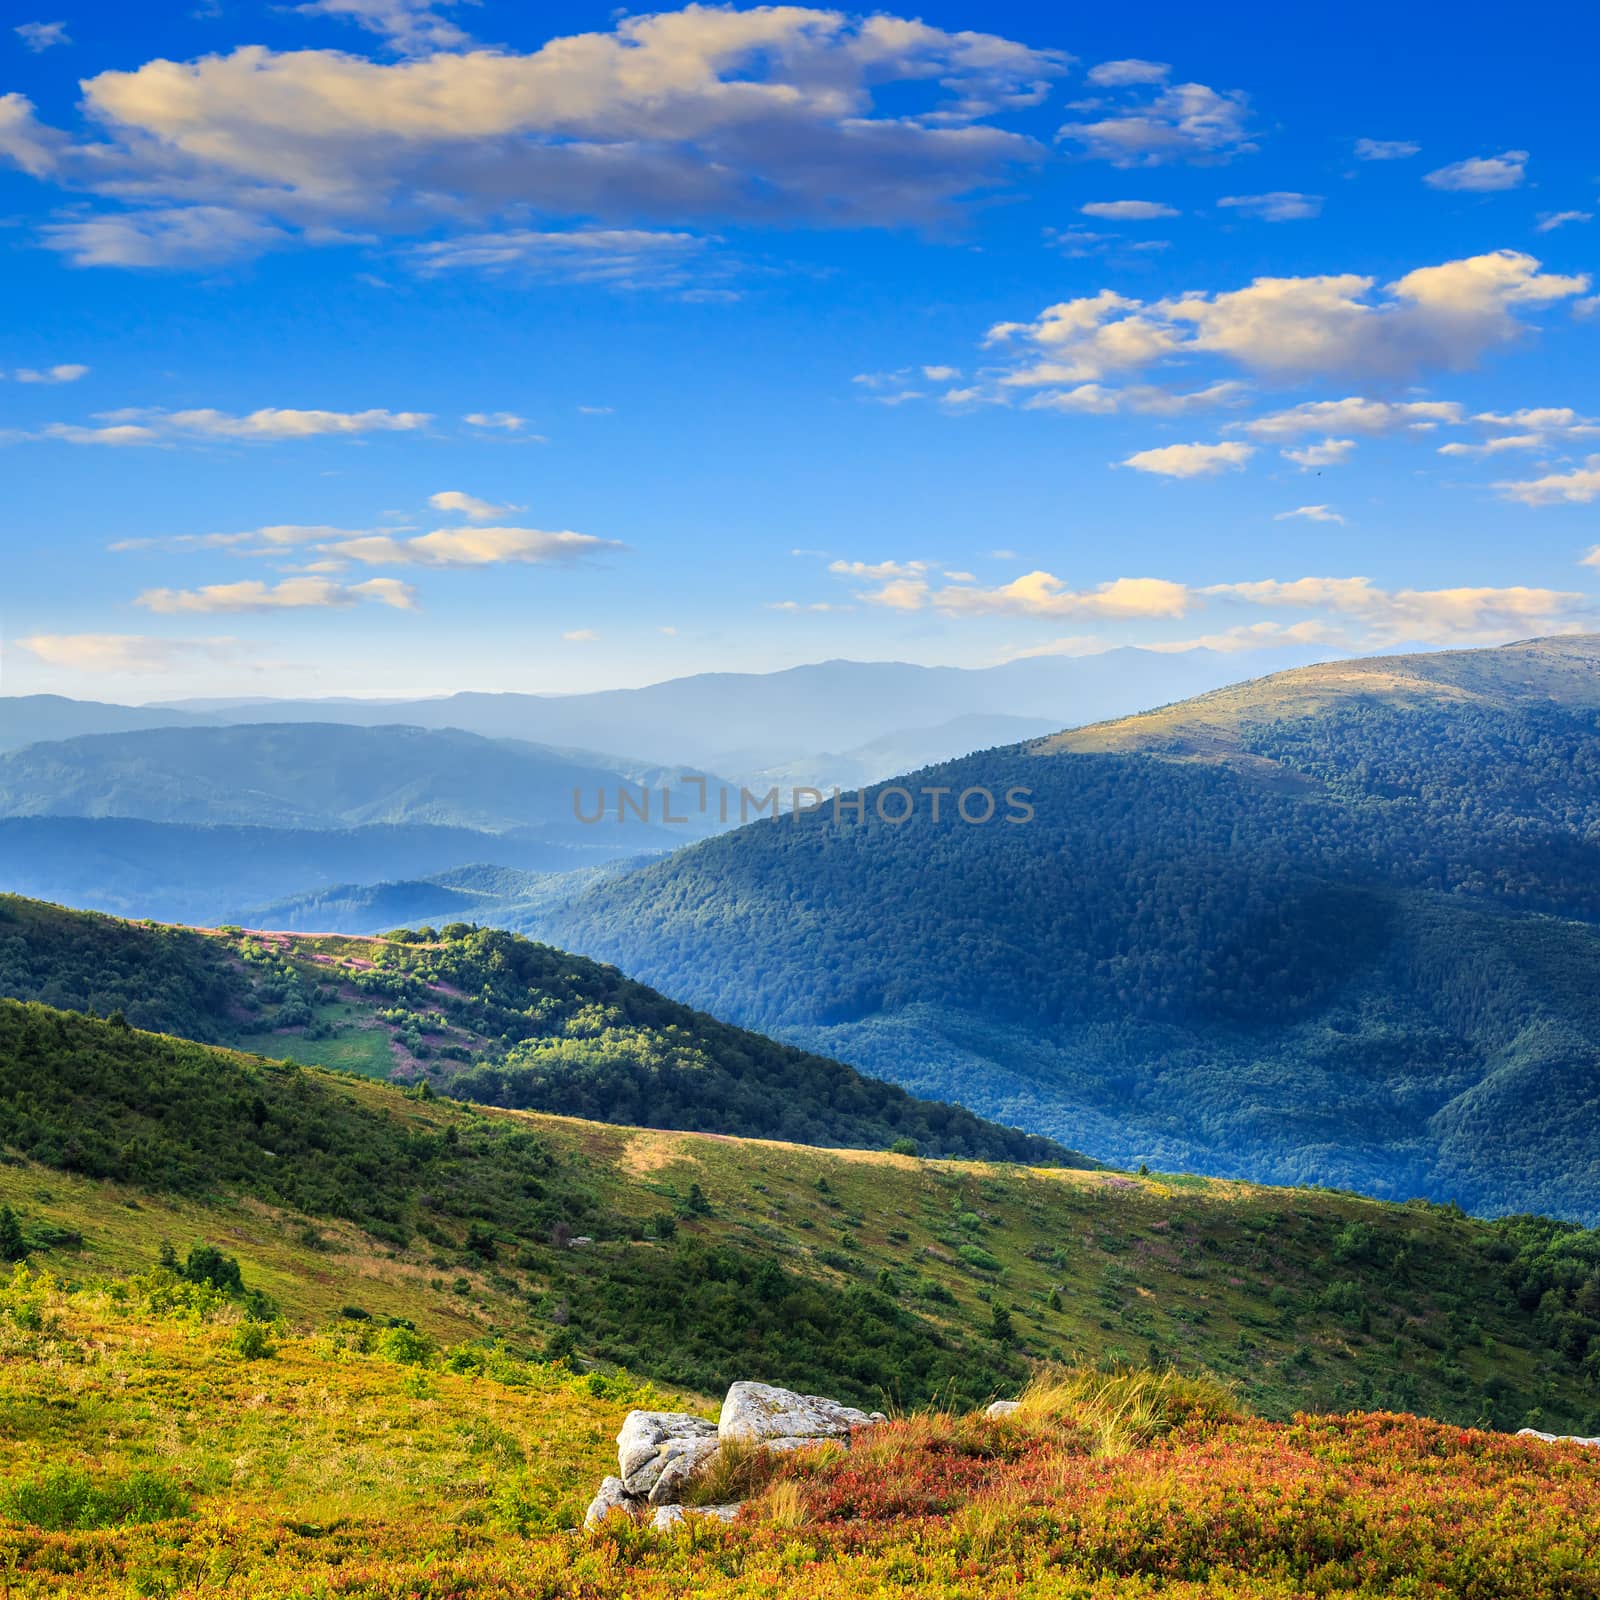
left=1425, top=151, right=1528, bottom=192
left=1217, top=191, right=1322, bottom=221
left=1274, top=505, right=1345, bottom=523
left=1059, top=80, right=1254, bottom=165
left=463, top=411, right=527, bottom=431
left=410, top=227, right=716, bottom=290
left=1145, top=619, right=1351, bottom=653
left=578, top=405, right=613, bottom=415
left=36, top=422, right=161, bottom=446
left=1353, top=138, right=1419, bottom=161
left=838, top=568, right=1193, bottom=619
left=1205, top=575, right=1590, bottom=643
left=42, top=207, right=295, bottom=268
left=1121, top=440, right=1254, bottom=477
left=563, top=628, right=599, bottom=642
left=1475, top=406, right=1599, bottom=435
left=7, top=363, right=88, bottom=383
left=1246, top=398, right=1463, bottom=437
left=1438, top=433, right=1545, bottom=456
left=985, top=251, right=1588, bottom=390
left=3, top=11, right=1070, bottom=265
left=934, top=572, right=1191, bottom=619
left=1080, top=199, right=1179, bottom=220
left=16, top=633, right=238, bottom=673
left=827, top=559, right=932, bottom=581
left=27, top=406, right=431, bottom=444
left=297, top=0, right=472, bottom=53
left=1495, top=458, right=1600, bottom=506
left=922, top=364, right=960, bottom=381
left=109, top=524, right=377, bottom=552
left=136, top=577, right=417, bottom=613
left=1282, top=438, right=1358, bottom=469
left=326, top=526, right=622, bottom=567
left=1024, top=379, right=1247, bottom=415
left=166, top=406, right=428, bottom=439
left=1085, top=59, right=1170, bottom=87
left=1537, top=211, right=1593, bottom=233
left=14, top=20, right=68, bottom=51
left=429, top=490, right=516, bottom=520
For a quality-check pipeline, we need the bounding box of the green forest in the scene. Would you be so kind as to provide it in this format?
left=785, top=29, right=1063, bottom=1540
left=0, top=895, right=1071, bottom=1165
left=552, top=701, right=1600, bottom=1221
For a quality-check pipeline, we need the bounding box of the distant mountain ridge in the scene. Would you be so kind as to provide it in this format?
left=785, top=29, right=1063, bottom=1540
left=3, top=643, right=1331, bottom=773
left=550, top=635, right=1600, bottom=1224
left=0, top=722, right=723, bottom=839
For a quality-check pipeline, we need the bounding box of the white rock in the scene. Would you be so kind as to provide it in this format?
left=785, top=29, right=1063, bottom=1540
left=617, top=1410, right=717, bottom=1481
left=1518, top=1428, right=1600, bottom=1447
left=582, top=1476, right=636, bottom=1529
left=718, top=1382, right=872, bottom=1445
left=986, top=1400, right=1022, bottom=1420
left=648, top=1437, right=722, bottom=1506
left=652, top=1502, right=742, bottom=1530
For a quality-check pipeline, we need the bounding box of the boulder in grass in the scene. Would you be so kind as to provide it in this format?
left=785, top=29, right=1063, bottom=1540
left=986, top=1399, right=1022, bottom=1420
left=617, top=1410, right=717, bottom=1483
left=647, top=1436, right=722, bottom=1506
left=583, top=1476, right=635, bottom=1529
left=1518, top=1428, right=1600, bottom=1448
left=718, top=1381, right=872, bottom=1445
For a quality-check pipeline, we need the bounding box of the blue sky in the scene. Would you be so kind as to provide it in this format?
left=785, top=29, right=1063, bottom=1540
left=2, top=0, right=1598, bottom=700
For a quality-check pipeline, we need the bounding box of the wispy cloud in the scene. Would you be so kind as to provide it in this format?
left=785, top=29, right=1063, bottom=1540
left=1353, top=138, right=1419, bottom=161
left=1274, top=505, right=1345, bottom=524
left=13, top=20, right=69, bottom=51
left=4, top=363, right=88, bottom=383
left=324, top=526, right=623, bottom=567
left=16, top=633, right=239, bottom=672
left=1424, top=151, right=1528, bottom=192
left=136, top=577, right=418, bottom=613
left=1217, top=191, right=1322, bottom=221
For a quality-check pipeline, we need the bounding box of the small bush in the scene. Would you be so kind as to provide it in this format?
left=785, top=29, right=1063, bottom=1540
left=232, top=1320, right=276, bottom=1360
left=3, top=1466, right=190, bottom=1530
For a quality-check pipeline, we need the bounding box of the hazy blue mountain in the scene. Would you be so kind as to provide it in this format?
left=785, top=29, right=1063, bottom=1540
left=0, top=722, right=720, bottom=840
left=133, top=645, right=1334, bottom=774
left=0, top=694, right=202, bottom=753
left=550, top=635, right=1600, bottom=1224
left=0, top=816, right=648, bottom=926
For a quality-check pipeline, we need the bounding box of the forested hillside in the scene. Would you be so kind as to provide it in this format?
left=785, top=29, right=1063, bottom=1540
left=4, top=998, right=1600, bottom=1433
left=553, top=636, right=1600, bottom=1223
left=0, top=895, right=1070, bottom=1164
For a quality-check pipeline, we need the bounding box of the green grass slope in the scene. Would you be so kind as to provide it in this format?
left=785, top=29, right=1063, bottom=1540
left=0, top=894, right=1071, bottom=1164
left=551, top=635, right=1600, bottom=1222
left=3, top=997, right=1600, bottom=1433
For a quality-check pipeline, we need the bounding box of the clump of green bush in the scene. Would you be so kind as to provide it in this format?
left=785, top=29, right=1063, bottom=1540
left=2, top=1465, right=190, bottom=1530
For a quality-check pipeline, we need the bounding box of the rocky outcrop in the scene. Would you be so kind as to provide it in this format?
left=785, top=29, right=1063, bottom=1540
left=617, top=1410, right=718, bottom=1489
left=1518, top=1428, right=1600, bottom=1448
left=583, top=1476, right=633, bottom=1529
left=585, top=1380, right=882, bottom=1532
left=647, top=1436, right=722, bottom=1506
left=718, top=1381, right=875, bottom=1444
left=985, top=1399, right=1021, bottom=1420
